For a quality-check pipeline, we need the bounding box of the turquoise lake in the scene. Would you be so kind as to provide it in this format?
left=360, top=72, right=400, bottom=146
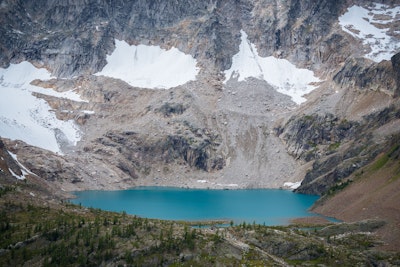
left=72, top=187, right=321, bottom=225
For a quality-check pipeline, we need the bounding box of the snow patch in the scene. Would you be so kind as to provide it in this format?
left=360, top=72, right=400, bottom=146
left=216, top=183, right=239, bottom=187
left=8, top=151, right=36, bottom=180
left=95, top=40, right=199, bottom=89
left=224, top=30, right=320, bottom=104
left=283, top=181, right=302, bottom=189
left=82, top=110, right=95, bottom=115
left=339, top=3, right=400, bottom=62
left=198, top=180, right=239, bottom=188
left=0, top=62, right=82, bottom=153
left=8, top=168, right=24, bottom=180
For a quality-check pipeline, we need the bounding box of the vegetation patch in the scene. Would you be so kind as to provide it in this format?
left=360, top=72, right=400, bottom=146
left=156, top=102, right=187, bottom=117
left=328, top=142, right=341, bottom=151
left=370, top=143, right=400, bottom=172
left=370, top=153, right=390, bottom=171
left=0, top=179, right=399, bottom=266
left=327, top=179, right=353, bottom=195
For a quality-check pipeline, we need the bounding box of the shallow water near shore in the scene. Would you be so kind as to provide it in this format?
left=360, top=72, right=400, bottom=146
left=72, top=187, right=322, bottom=225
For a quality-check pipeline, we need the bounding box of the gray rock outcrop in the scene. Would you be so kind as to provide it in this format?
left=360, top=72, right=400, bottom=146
left=392, top=52, right=400, bottom=97
left=279, top=106, right=400, bottom=195
left=0, top=0, right=349, bottom=77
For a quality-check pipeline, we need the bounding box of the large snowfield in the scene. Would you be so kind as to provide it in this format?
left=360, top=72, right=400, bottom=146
left=339, top=3, right=400, bottom=62
left=0, top=62, right=82, bottom=154
left=224, top=31, right=320, bottom=104
left=96, top=40, right=199, bottom=89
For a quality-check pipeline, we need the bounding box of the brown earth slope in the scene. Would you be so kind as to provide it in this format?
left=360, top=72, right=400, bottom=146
left=313, top=142, right=400, bottom=251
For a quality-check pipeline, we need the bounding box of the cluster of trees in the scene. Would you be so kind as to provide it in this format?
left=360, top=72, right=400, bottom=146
left=0, top=184, right=399, bottom=266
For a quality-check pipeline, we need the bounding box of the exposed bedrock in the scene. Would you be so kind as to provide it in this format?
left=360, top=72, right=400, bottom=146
left=278, top=105, right=400, bottom=195
left=1, top=0, right=350, bottom=78
left=392, top=52, right=400, bottom=97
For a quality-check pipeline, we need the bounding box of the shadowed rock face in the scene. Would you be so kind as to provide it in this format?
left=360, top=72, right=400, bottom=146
left=96, top=130, right=224, bottom=174
left=0, top=0, right=348, bottom=77
left=333, top=58, right=396, bottom=94
left=392, top=52, right=400, bottom=97
left=276, top=114, right=359, bottom=162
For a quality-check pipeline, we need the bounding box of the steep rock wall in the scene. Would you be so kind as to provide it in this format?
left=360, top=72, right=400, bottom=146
left=392, top=52, right=400, bottom=97
left=0, top=0, right=349, bottom=77
left=279, top=106, right=400, bottom=195
left=333, top=58, right=396, bottom=94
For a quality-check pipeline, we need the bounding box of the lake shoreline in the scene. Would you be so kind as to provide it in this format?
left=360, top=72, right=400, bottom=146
left=64, top=179, right=301, bottom=195
left=71, top=187, right=322, bottom=226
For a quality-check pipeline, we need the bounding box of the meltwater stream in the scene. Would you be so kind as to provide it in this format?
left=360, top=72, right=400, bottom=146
left=72, top=187, right=321, bottom=225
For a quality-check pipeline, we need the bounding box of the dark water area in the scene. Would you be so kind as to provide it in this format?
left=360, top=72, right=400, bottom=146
left=72, top=187, right=322, bottom=225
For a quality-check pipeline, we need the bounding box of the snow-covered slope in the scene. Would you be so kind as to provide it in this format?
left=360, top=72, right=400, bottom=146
left=95, top=40, right=199, bottom=89
left=224, top=31, right=320, bottom=104
left=0, top=62, right=83, bottom=154
left=339, top=3, right=400, bottom=62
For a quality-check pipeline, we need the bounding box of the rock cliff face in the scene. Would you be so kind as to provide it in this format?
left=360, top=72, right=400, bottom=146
left=333, top=58, right=396, bottom=94
left=274, top=45, right=400, bottom=194
left=0, top=0, right=349, bottom=77
left=392, top=53, right=400, bottom=97
left=0, top=0, right=400, bottom=194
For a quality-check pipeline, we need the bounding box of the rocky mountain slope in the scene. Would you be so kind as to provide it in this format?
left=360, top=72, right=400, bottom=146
left=0, top=0, right=399, bottom=199
left=1, top=137, right=400, bottom=264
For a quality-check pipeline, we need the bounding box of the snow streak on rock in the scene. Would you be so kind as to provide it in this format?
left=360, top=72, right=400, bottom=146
left=339, top=3, right=400, bottom=62
left=283, top=181, right=302, bottom=190
left=95, top=40, right=199, bottom=89
left=0, top=62, right=82, bottom=154
left=224, top=30, right=320, bottom=104
left=8, top=151, right=35, bottom=180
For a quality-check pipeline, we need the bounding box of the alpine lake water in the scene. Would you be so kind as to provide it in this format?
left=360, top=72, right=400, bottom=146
left=71, top=187, right=329, bottom=226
